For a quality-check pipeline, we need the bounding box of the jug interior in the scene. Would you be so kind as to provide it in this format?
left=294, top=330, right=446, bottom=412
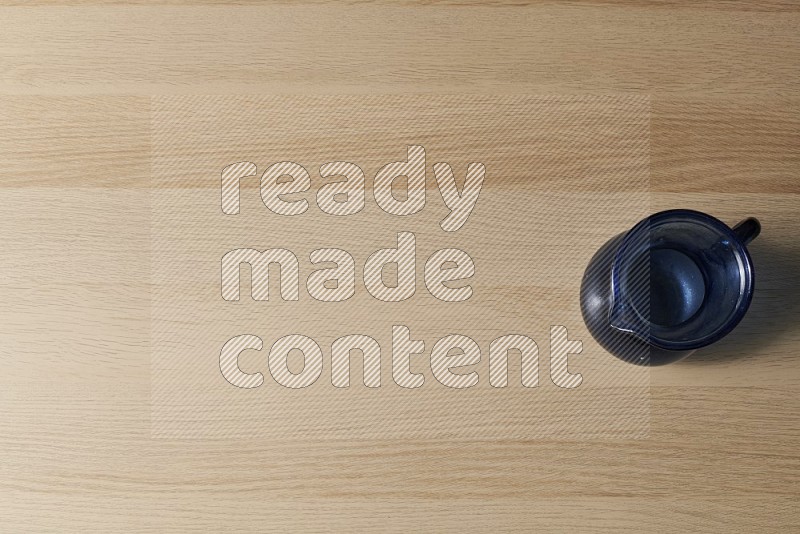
left=641, top=247, right=706, bottom=327
left=611, top=212, right=754, bottom=351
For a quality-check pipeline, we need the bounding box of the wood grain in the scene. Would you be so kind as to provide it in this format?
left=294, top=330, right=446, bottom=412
left=1, top=6, right=798, bottom=97
left=1, top=1, right=798, bottom=531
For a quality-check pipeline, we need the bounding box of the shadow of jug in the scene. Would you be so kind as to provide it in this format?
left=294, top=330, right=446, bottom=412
left=580, top=209, right=760, bottom=366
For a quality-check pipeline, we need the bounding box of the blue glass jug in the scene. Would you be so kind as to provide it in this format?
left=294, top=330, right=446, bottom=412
left=580, top=209, right=760, bottom=365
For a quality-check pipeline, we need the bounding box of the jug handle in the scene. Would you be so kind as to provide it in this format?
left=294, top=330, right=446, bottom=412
left=732, top=217, right=761, bottom=245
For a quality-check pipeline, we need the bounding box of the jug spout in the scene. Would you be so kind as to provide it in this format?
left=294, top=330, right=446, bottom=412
left=608, top=301, right=650, bottom=343
left=607, top=222, right=652, bottom=343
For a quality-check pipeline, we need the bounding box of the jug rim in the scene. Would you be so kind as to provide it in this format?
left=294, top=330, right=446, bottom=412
left=610, top=209, right=756, bottom=351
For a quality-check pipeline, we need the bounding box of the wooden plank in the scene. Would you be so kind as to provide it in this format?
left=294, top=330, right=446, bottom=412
left=0, top=6, right=798, bottom=96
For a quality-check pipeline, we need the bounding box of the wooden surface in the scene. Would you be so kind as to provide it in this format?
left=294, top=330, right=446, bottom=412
left=2, top=2, right=799, bottom=532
